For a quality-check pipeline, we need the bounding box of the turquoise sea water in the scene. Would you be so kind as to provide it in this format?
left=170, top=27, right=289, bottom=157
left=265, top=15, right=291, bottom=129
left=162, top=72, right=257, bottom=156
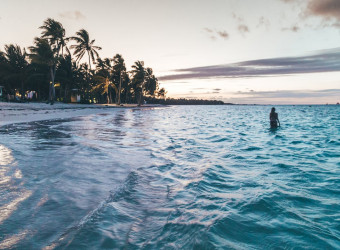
left=0, top=105, right=339, bottom=249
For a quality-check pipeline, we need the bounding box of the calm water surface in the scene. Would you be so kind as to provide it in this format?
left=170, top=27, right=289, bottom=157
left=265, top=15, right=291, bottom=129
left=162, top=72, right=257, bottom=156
left=0, top=105, right=339, bottom=249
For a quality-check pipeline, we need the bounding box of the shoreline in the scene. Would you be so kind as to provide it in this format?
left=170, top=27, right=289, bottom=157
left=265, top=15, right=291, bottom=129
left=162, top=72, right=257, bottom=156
left=0, top=102, right=165, bottom=126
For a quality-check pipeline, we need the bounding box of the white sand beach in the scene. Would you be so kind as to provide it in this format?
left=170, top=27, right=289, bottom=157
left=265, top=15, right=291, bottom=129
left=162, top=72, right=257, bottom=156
left=0, top=102, right=161, bottom=126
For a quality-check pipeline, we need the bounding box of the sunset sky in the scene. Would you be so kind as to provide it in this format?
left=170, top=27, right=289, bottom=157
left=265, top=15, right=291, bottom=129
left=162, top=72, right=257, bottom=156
left=1, top=0, right=340, bottom=104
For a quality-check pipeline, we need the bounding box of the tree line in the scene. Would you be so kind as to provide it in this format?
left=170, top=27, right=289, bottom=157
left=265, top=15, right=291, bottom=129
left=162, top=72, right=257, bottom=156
left=0, top=18, right=166, bottom=105
left=144, top=97, right=224, bottom=105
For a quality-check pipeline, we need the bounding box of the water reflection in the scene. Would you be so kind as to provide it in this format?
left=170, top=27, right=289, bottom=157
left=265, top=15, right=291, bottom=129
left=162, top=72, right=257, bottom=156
left=0, top=144, right=14, bottom=166
left=0, top=144, right=31, bottom=249
left=0, top=230, right=30, bottom=249
left=0, top=106, right=339, bottom=249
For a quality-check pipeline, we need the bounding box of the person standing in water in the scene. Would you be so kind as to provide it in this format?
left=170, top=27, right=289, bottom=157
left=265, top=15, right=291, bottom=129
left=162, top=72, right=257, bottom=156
left=270, top=107, right=280, bottom=128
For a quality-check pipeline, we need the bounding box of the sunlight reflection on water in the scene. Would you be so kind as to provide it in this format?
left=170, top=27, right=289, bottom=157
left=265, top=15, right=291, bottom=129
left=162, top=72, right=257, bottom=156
left=0, top=144, right=14, bottom=166
left=0, top=144, right=32, bottom=249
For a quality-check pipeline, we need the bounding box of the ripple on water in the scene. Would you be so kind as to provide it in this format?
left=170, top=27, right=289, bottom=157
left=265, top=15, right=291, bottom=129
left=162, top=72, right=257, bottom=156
left=0, top=105, right=339, bottom=249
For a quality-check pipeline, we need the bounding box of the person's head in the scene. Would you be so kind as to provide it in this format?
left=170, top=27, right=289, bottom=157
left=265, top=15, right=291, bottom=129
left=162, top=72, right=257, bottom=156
left=271, top=107, right=275, bottom=113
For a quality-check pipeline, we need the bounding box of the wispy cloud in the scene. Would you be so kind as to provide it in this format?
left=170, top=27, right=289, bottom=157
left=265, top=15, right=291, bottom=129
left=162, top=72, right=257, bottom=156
left=238, top=24, right=250, bottom=35
left=204, top=28, right=213, bottom=33
left=203, top=28, right=229, bottom=40
left=217, top=31, right=229, bottom=39
left=228, top=89, right=340, bottom=104
left=59, top=11, right=86, bottom=20
left=159, top=48, right=340, bottom=81
left=282, top=25, right=300, bottom=32
left=257, top=17, right=270, bottom=29
left=234, top=89, right=340, bottom=98
left=232, top=13, right=250, bottom=35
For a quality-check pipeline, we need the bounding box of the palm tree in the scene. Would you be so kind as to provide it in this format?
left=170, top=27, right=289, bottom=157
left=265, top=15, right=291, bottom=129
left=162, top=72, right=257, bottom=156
left=144, top=67, right=159, bottom=97
left=158, top=88, right=167, bottom=99
left=0, top=50, right=5, bottom=63
left=56, top=55, right=78, bottom=101
left=131, top=61, right=145, bottom=106
left=112, top=54, right=126, bottom=105
left=2, top=44, right=29, bottom=99
left=29, top=38, right=59, bottom=103
left=96, top=57, right=111, bottom=77
left=33, top=18, right=68, bottom=104
left=40, top=18, right=69, bottom=57
left=92, top=76, right=118, bottom=104
left=70, top=29, right=101, bottom=70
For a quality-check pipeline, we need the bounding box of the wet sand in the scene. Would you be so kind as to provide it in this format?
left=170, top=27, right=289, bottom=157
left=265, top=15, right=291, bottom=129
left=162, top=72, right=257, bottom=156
left=0, top=102, right=162, bottom=126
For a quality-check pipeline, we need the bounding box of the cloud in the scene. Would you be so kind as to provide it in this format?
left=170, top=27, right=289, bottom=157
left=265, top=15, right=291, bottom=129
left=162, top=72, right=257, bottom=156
left=228, top=88, right=340, bottom=104
left=307, top=0, right=340, bottom=22
left=234, top=89, right=340, bottom=98
left=238, top=25, right=250, bottom=35
left=159, top=47, right=340, bottom=81
left=257, top=17, right=270, bottom=29
left=217, top=31, right=229, bottom=39
left=281, top=0, right=340, bottom=27
left=232, top=13, right=250, bottom=35
left=59, top=11, right=86, bottom=20
left=232, top=13, right=244, bottom=23
left=203, top=28, right=229, bottom=40
left=282, top=25, right=300, bottom=32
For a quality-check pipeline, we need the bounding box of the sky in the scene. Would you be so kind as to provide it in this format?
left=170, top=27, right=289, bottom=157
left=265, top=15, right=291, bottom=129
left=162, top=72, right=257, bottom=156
left=1, top=0, right=340, bottom=104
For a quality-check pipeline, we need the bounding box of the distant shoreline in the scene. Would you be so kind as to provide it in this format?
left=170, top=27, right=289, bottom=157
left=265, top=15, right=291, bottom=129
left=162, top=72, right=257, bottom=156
left=1, top=101, right=338, bottom=127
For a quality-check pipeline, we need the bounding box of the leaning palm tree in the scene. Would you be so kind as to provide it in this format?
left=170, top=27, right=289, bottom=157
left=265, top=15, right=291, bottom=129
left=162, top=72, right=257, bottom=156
left=29, top=38, right=59, bottom=104
left=70, top=29, right=101, bottom=70
left=131, top=61, right=145, bottom=106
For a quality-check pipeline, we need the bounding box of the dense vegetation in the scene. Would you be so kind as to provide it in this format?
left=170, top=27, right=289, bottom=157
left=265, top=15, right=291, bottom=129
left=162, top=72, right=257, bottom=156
left=0, top=18, right=166, bottom=105
left=144, top=97, right=225, bottom=105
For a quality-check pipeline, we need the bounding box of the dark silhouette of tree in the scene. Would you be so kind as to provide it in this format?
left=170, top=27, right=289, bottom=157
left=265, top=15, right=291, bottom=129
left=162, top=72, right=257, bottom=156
left=56, top=55, right=78, bottom=101
left=40, top=18, right=69, bottom=57
left=0, top=17, right=178, bottom=105
left=144, top=67, right=159, bottom=97
left=131, top=61, right=145, bottom=106
left=111, top=54, right=126, bottom=105
left=158, top=88, right=166, bottom=99
left=27, top=18, right=68, bottom=104
left=92, top=76, right=117, bottom=104
left=70, top=29, right=101, bottom=70
left=29, top=38, right=59, bottom=104
left=2, top=44, right=29, bottom=99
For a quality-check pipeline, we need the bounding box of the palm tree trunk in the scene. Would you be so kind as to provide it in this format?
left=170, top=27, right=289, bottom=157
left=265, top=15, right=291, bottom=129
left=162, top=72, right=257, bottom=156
left=87, top=50, right=91, bottom=70
left=49, top=66, right=56, bottom=104
left=138, top=88, right=143, bottom=106
left=106, top=86, right=110, bottom=104
left=64, top=84, right=68, bottom=102
left=21, top=80, right=24, bottom=100
left=125, top=87, right=129, bottom=103
left=117, top=73, right=122, bottom=105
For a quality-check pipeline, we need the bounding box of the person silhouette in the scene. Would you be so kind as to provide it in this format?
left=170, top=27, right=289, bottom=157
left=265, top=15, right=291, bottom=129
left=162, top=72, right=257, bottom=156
left=270, top=107, right=280, bottom=128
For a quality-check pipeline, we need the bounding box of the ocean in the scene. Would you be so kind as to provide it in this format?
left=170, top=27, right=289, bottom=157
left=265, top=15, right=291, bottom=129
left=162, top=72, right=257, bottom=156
left=0, top=105, right=339, bottom=249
